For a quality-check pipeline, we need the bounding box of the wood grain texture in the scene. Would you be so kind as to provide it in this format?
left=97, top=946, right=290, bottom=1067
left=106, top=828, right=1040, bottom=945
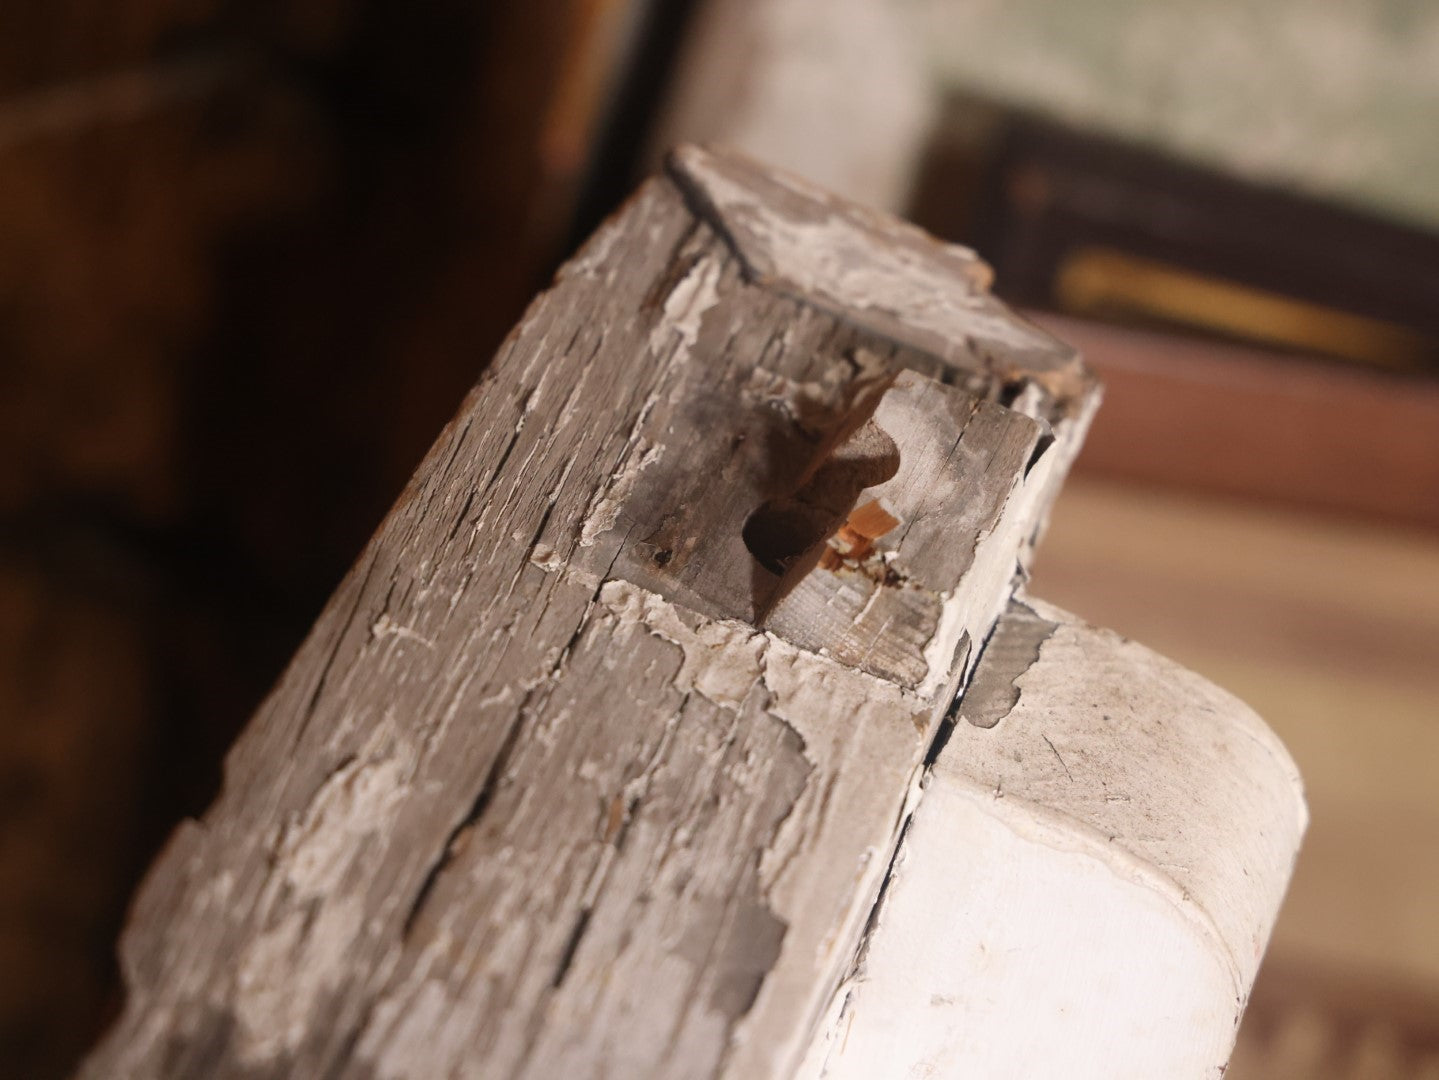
left=78, top=146, right=1093, bottom=1079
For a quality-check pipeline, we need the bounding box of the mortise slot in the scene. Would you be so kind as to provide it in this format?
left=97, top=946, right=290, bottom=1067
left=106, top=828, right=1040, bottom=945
left=742, top=418, right=900, bottom=576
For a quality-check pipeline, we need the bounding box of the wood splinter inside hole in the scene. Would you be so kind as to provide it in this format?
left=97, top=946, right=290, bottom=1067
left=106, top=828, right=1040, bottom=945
left=819, top=500, right=901, bottom=570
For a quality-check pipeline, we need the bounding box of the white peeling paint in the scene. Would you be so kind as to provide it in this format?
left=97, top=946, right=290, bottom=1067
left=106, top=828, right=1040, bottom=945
left=371, top=613, right=435, bottom=650
left=595, top=578, right=941, bottom=1080
left=599, top=579, right=766, bottom=709
left=579, top=442, right=664, bottom=548
left=648, top=253, right=724, bottom=361
left=276, top=750, right=413, bottom=900
left=230, top=740, right=416, bottom=1064
left=234, top=895, right=366, bottom=1065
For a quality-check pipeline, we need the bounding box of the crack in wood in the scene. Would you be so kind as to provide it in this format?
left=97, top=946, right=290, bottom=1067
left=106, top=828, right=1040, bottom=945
left=1041, top=733, right=1074, bottom=782
left=550, top=908, right=593, bottom=989
left=400, top=697, right=529, bottom=940
left=294, top=552, right=379, bottom=753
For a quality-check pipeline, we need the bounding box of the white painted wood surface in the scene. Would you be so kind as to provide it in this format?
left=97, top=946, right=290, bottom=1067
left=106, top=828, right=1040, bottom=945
left=802, top=597, right=1307, bottom=1080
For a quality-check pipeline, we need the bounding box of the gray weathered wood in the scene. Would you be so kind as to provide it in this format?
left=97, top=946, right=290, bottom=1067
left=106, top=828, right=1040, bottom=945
left=80, top=145, right=1097, bottom=1079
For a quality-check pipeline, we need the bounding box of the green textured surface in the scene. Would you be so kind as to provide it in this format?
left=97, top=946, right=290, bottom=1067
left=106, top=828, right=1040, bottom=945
left=905, top=0, right=1439, bottom=230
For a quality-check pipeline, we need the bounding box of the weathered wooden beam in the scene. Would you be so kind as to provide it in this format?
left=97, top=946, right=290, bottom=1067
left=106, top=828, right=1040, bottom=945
left=76, top=143, right=1085, bottom=1079
left=79, top=145, right=1300, bottom=1080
